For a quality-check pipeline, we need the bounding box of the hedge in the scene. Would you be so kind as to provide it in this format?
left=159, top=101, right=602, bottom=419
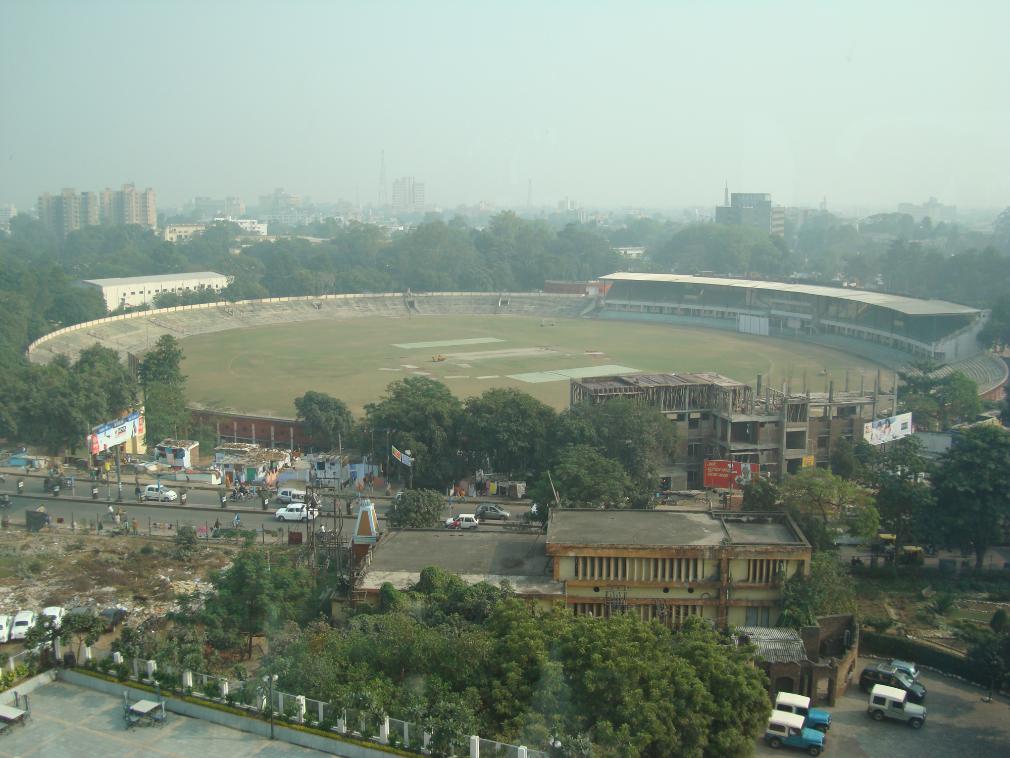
left=860, top=631, right=986, bottom=684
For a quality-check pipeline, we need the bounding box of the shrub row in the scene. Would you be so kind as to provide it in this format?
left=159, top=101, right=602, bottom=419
left=860, top=632, right=984, bottom=684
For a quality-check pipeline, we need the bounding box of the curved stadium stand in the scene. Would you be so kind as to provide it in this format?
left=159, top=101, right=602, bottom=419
left=599, top=273, right=989, bottom=367
left=26, top=292, right=587, bottom=366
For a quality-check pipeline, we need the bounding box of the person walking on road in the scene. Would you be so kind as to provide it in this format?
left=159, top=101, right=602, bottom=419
left=232, top=513, right=241, bottom=529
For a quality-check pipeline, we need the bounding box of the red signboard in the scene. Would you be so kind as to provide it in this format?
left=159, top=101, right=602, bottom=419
left=703, top=459, right=759, bottom=489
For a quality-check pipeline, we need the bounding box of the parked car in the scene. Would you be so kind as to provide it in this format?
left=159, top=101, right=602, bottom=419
left=9, top=610, right=36, bottom=641
left=888, top=659, right=920, bottom=681
left=143, top=484, right=178, bottom=502
left=99, top=606, right=128, bottom=632
left=774, top=692, right=831, bottom=732
left=0, top=614, right=11, bottom=644
left=867, top=683, right=926, bottom=728
left=276, top=488, right=306, bottom=504
left=763, top=711, right=825, bottom=755
left=275, top=504, right=316, bottom=522
left=859, top=663, right=927, bottom=703
left=474, top=504, right=510, bottom=521
left=445, top=514, right=479, bottom=529
left=41, top=606, right=65, bottom=631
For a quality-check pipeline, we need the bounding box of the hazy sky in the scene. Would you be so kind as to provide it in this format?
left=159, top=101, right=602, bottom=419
left=3, top=1, right=1009, bottom=212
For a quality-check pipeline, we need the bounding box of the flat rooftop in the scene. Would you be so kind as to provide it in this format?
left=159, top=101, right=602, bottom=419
left=546, top=510, right=806, bottom=549
left=574, top=372, right=746, bottom=390
left=0, top=680, right=322, bottom=757
left=361, top=529, right=560, bottom=594
left=83, top=271, right=228, bottom=287
left=602, top=272, right=980, bottom=317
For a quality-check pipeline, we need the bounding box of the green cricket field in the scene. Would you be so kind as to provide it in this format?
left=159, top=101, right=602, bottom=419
left=180, top=314, right=886, bottom=416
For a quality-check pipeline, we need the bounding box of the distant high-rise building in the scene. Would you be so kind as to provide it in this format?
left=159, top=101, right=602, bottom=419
left=0, top=204, right=15, bottom=232
left=715, top=190, right=784, bottom=236
left=897, top=197, right=956, bottom=224
left=391, top=177, right=425, bottom=213
left=258, top=188, right=302, bottom=213
left=37, top=184, right=157, bottom=237
left=190, top=196, right=246, bottom=221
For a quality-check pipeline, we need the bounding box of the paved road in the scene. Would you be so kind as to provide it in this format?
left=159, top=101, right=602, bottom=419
left=0, top=487, right=532, bottom=539
left=0, top=472, right=533, bottom=522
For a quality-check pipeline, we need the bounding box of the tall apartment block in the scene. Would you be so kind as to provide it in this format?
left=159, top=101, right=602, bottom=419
left=391, top=176, right=425, bottom=213
left=37, top=184, right=157, bottom=237
left=716, top=191, right=785, bottom=236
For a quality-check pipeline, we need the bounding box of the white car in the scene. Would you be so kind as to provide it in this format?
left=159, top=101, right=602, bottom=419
left=0, top=615, right=11, bottom=644
left=445, top=514, right=479, bottom=529
left=144, top=485, right=178, bottom=502
left=41, top=606, right=65, bottom=631
left=274, top=504, right=316, bottom=522
left=9, top=610, right=36, bottom=641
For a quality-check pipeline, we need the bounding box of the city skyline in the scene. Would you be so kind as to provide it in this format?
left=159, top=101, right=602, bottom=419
left=2, top=2, right=1009, bottom=213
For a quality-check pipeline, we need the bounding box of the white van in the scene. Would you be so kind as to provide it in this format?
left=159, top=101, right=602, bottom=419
left=867, top=683, right=927, bottom=728
left=0, top=615, right=11, bottom=644
left=144, top=484, right=178, bottom=501
left=10, top=610, right=36, bottom=641
left=277, top=488, right=306, bottom=504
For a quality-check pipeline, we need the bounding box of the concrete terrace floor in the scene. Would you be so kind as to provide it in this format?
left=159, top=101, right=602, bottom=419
left=0, top=681, right=326, bottom=757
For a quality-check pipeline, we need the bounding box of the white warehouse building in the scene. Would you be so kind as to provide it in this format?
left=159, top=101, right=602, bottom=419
left=82, top=271, right=232, bottom=312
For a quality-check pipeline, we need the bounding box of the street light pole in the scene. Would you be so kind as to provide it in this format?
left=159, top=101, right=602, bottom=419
left=264, top=673, right=278, bottom=739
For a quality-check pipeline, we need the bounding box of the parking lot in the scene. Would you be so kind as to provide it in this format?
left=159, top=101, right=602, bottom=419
left=756, top=658, right=1010, bottom=757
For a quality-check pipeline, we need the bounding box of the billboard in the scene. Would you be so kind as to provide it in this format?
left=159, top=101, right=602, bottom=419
left=89, top=410, right=145, bottom=454
left=703, top=459, right=760, bottom=489
left=863, top=412, right=913, bottom=446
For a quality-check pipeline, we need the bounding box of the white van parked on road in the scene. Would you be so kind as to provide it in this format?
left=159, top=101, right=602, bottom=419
left=277, top=488, right=306, bottom=504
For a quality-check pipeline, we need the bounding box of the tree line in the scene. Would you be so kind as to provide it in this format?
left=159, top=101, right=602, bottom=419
left=298, top=377, right=675, bottom=510
left=122, top=547, right=770, bottom=758
left=0, top=335, right=189, bottom=456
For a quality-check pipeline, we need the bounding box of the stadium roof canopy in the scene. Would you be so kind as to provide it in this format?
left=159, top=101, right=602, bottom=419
left=602, top=273, right=981, bottom=317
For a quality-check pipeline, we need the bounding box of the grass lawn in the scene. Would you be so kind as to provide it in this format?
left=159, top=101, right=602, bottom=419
left=180, top=314, right=887, bottom=416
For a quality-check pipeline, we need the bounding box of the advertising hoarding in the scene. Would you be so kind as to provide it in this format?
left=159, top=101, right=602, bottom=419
left=703, top=459, right=760, bottom=489
left=88, top=410, right=145, bottom=454
left=863, top=412, right=913, bottom=446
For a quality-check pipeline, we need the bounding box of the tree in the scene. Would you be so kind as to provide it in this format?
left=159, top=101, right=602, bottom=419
left=72, top=343, right=138, bottom=423
left=204, top=549, right=311, bottom=657
left=865, top=438, right=934, bottom=558
left=829, top=438, right=858, bottom=479
left=388, top=489, right=444, bottom=528
left=138, top=334, right=185, bottom=386
left=555, top=398, right=676, bottom=504
left=364, top=377, right=463, bottom=488
left=139, top=335, right=188, bottom=445
left=897, top=365, right=980, bottom=431
left=779, top=468, right=878, bottom=550
left=741, top=476, right=779, bottom=511
left=60, top=611, right=107, bottom=660
left=935, top=372, right=981, bottom=427
left=931, top=425, right=1010, bottom=569
left=17, top=360, right=92, bottom=454
left=294, top=390, right=354, bottom=450
left=533, top=445, right=633, bottom=508
left=174, top=524, right=199, bottom=560
left=778, top=552, right=857, bottom=628
left=460, top=389, right=556, bottom=478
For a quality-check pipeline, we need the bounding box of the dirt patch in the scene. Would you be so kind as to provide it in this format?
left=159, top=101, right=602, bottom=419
left=0, top=530, right=235, bottom=628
